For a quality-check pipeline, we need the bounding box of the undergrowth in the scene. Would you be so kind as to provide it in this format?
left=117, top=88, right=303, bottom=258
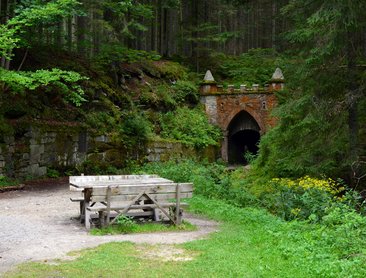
left=6, top=196, right=366, bottom=277
left=90, top=220, right=196, bottom=236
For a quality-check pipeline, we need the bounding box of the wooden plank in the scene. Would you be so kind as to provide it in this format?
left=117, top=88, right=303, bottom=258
left=87, top=203, right=188, bottom=212
left=70, top=174, right=159, bottom=181
left=106, top=186, right=111, bottom=226
left=70, top=179, right=175, bottom=188
left=88, top=211, right=154, bottom=218
left=70, top=175, right=164, bottom=184
left=110, top=191, right=147, bottom=225
left=91, top=183, right=193, bottom=195
left=124, top=211, right=154, bottom=217
left=176, top=183, right=181, bottom=225
left=144, top=192, right=176, bottom=224
left=70, top=197, right=84, bottom=202
left=91, top=192, right=193, bottom=202
left=69, top=185, right=83, bottom=192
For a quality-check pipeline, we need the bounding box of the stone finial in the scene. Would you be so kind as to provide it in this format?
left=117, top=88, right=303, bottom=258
left=271, top=68, right=285, bottom=82
left=240, top=85, right=246, bottom=92
left=203, top=70, right=216, bottom=83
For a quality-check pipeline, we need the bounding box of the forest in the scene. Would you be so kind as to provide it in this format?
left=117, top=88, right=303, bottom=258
left=1, top=0, right=366, bottom=277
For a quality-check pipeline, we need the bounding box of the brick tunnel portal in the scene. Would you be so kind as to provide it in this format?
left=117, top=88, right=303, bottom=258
left=228, top=110, right=261, bottom=164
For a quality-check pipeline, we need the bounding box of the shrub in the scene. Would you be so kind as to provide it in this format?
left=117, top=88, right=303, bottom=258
left=46, top=168, right=60, bottom=178
left=0, top=175, right=19, bottom=188
left=159, top=107, right=222, bottom=148
left=154, top=61, right=188, bottom=80
left=171, top=80, right=199, bottom=105
left=257, top=176, right=345, bottom=221
left=210, top=48, right=286, bottom=85
left=95, top=44, right=161, bottom=66
left=119, top=111, right=152, bottom=141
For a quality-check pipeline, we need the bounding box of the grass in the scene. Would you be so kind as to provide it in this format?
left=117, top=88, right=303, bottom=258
left=90, top=220, right=197, bottom=235
left=0, top=176, right=19, bottom=188
left=4, top=196, right=366, bottom=278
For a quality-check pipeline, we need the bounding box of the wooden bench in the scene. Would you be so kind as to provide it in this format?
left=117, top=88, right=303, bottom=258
left=69, top=174, right=173, bottom=221
left=69, top=175, right=193, bottom=230
left=85, top=182, right=193, bottom=229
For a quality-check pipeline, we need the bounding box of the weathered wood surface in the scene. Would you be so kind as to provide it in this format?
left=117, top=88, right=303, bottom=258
left=69, top=175, right=174, bottom=191
left=87, top=203, right=189, bottom=211
left=91, top=183, right=193, bottom=195
left=91, top=192, right=193, bottom=202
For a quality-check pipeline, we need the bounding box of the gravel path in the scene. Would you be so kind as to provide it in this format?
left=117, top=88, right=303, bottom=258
left=0, top=180, right=218, bottom=275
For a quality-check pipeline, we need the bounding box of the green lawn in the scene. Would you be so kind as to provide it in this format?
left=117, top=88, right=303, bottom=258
left=5, top=196, right=366, bottom=278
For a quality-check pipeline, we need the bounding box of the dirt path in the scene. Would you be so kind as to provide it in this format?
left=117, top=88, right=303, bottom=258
left=0, top=180, right=218, bottom=275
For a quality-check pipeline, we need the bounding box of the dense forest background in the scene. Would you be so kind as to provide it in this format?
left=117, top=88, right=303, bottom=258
left=1, top=0, right=291, bottom=68
left=1, top=0, right=366, bottom=188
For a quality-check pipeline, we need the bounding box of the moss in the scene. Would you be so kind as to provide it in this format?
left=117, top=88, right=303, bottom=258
left=153, top=61, right=189, bottom=80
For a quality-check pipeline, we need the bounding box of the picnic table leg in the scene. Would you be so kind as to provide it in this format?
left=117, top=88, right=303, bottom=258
left=85, top=205, right=91, bottom=230
left=175, top=184, right=182, bottom=225
left=153, top=208, right=161, bottom=221
left=84, top=189, right=92, bottom=229
left=80, top=200, right=86, bottom=223
left=106, top=187, right=111, bottom=226
left=99, top=211, right=105, bottom=227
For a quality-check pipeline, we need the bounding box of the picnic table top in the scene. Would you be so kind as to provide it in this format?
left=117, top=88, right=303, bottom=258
left=69, top=175, right=175, bottom=189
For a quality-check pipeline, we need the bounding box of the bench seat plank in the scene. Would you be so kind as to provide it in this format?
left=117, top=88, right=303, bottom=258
left=87, top=202, right=189, bottom=212
left=91, top=192, right=193, bottom=202
left=70, top=197, right=84, bottom=202
left=91, top=183, right=193, bottom=195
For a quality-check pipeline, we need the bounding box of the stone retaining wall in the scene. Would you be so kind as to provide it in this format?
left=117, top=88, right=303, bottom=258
left=0, top=125, right=218, bottom=178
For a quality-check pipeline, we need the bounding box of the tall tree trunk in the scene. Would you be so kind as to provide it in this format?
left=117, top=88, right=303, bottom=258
left=77, top=14, right=86, bottom=55
left=347, top=31, right=359, bottom=162
left=271, top=0, right=277, bottom=49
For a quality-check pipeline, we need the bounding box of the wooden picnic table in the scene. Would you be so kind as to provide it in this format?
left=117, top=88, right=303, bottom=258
left=69, top=175, right=193, bottom=229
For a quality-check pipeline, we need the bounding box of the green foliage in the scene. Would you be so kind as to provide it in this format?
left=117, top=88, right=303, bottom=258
left=101, top=0, right=153, bottom=39
left=0, top=68, right=87, bottom=106
left=90, top=219, right=196, bottom=235
left=154, top=61, right=188, bottom=80
left=46, top=168, right=60, bottom=178
left=76, top=159, right=121, bottom=176
left=159, top=107, right=222, bottom=148
left=84, top=111, right=118, bottom=134
left=139, top=80, right=198, bottom=111
left=0, top=0, right=86, bottom=107
left=0, top=175, right=19, bottom=188
left=0, top=25, right=19, bottom=59
left=0, top=115, right=14, bottom=137
left=211, top=49, right=286, bottom=85
left=118, top=110, right=153, bottom=147
left=171, top=80, right=199, bottom=104
left=256, top=0, right=366, bottom=182
left=282, top=0, right=366, bottom=63
left=114, top=215, right=137, bottom=233
left=95, top=44, right=161, bottom=66
left=0, top=0, right=80, bottom=58
left=254, top=63, right=350, bottom=179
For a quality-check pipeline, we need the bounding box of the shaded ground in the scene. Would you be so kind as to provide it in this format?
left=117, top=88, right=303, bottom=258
left=0, top=179, right=218, bottom=275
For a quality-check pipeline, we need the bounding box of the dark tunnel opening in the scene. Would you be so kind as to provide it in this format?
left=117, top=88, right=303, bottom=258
left=228, top=130, right=260, bottom=164
left=227, top=110, right=261, bottom=165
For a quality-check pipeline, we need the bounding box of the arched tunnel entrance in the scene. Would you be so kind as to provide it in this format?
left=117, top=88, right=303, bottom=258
left=228, top=111, right=261, bottom=164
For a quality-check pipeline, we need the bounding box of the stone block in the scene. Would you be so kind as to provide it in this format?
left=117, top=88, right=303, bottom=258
left=28, top=164, right=47, bottom=177
left=4, top=136, right=14, bottom=145
left=22, top=153, right=30, bottom=160
left=95, top=135, right=109, bottom=143
left=30, top=144, right=44, bottom=155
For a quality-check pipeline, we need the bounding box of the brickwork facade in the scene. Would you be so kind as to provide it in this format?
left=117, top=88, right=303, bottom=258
left=200, top=69, right=283, bottom=162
